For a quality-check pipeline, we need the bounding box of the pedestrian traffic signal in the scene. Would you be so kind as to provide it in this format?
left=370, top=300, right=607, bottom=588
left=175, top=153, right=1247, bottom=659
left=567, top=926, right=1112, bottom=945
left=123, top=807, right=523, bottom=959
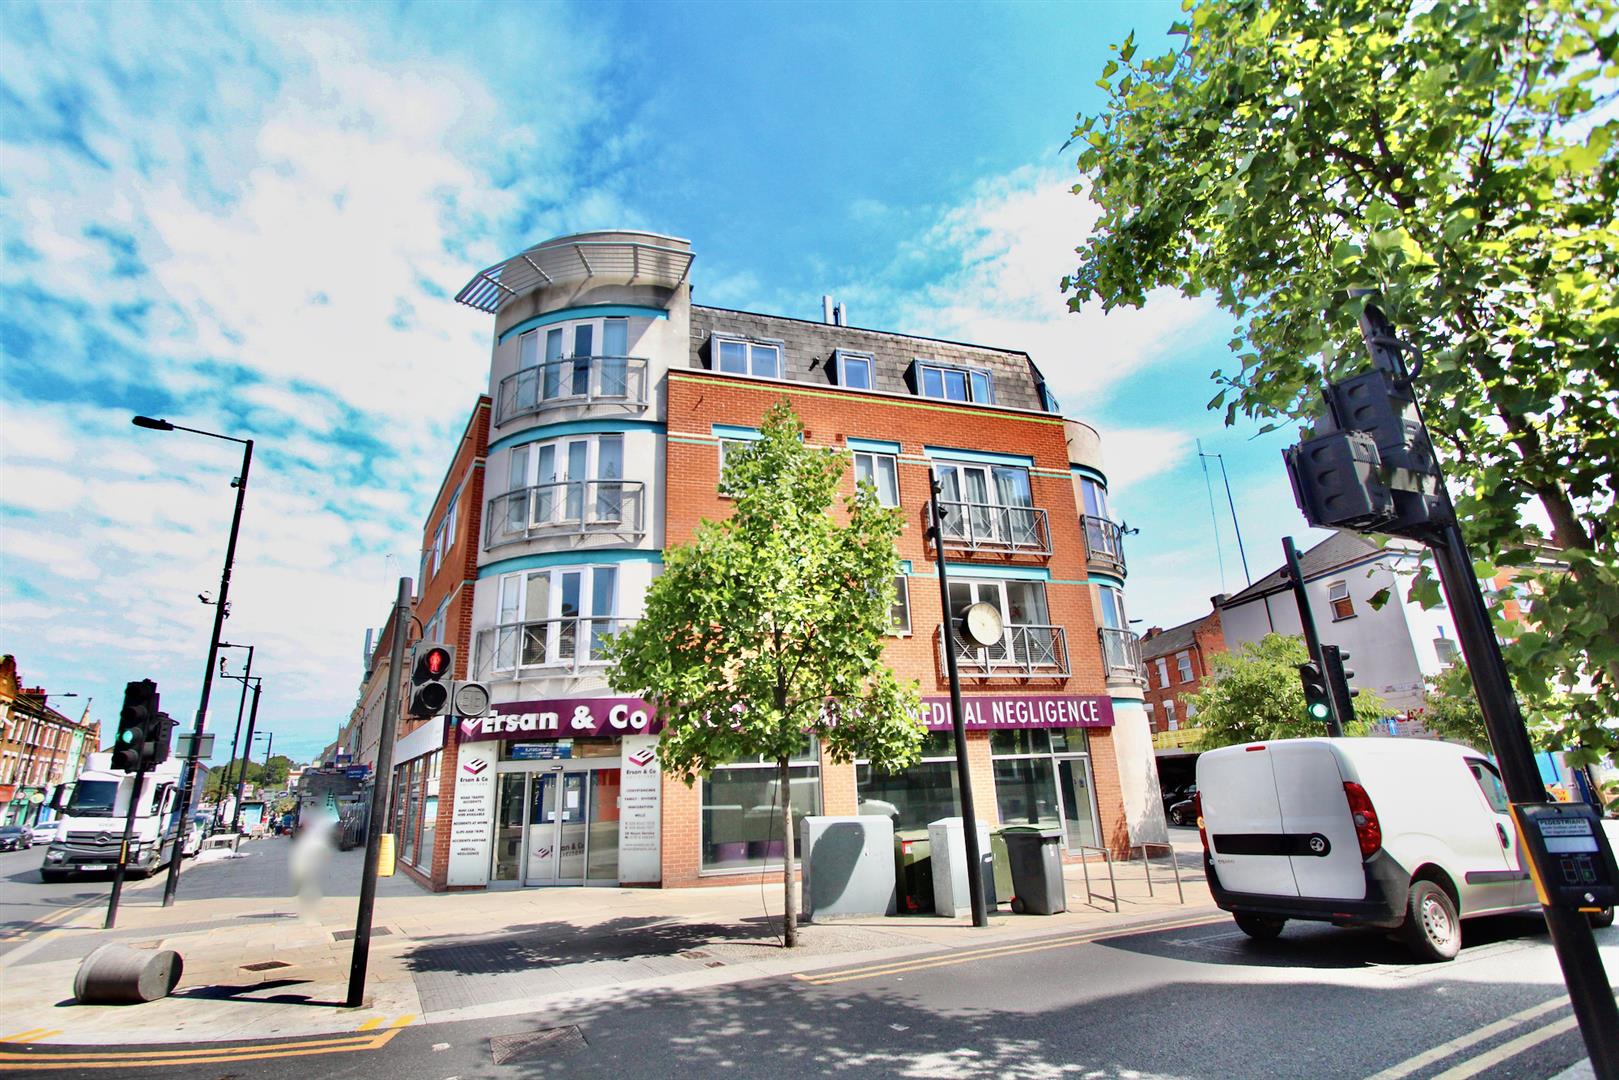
left=1297, top=663, right=1331, bottom=724
left=450, top=680, right=491, bottom=718
left=114, top=680, right=160, bottom=773
left=410, top=641, right=454, bottom=717
left=1284, top=431, right=1394, bottom=532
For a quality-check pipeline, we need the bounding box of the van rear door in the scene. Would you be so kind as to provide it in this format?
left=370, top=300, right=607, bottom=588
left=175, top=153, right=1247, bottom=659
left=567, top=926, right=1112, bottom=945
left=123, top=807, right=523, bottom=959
left=1269, top=741, right=1364, bottom=900
left=1199, top=744, right=1299, bottom=897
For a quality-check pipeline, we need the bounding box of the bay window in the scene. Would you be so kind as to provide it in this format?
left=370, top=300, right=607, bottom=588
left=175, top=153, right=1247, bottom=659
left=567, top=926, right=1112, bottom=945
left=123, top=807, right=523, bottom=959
left=512, top=317, right=633, bottom=407
left=491, top=564, right=620, bottom=671
left=504, top=434, right=627, bottom=533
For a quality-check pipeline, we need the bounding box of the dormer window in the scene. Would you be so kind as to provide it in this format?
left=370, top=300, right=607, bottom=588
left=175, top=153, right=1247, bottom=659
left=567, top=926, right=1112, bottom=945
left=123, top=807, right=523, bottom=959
left=833, top=350, right=874, bottom=390
left=916, top=361, right=994, bottom=404
left=713, top=336, right=782, bottom=379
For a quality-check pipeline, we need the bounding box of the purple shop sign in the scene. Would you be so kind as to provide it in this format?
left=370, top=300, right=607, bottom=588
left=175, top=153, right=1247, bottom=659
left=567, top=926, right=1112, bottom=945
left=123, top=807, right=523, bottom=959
left=919, top=694, right=1113, bottom=732
left=458, top=697, right=662, bottom=742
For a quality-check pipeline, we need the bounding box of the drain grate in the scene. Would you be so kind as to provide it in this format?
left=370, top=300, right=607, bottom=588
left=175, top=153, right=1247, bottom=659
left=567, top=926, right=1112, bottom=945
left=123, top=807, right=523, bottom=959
left=680, top=950, right=710, bottom=960
left=241, top=960, right=292, bottom=972
left=490, top=1026, right=587, bottom=1064
left=331, top=927, right=391, bottom=942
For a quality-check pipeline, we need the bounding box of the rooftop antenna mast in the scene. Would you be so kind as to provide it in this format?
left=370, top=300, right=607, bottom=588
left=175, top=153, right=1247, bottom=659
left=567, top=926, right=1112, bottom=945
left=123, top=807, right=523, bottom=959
left=1197, top=438, right=1229, bottom=593
left=1198, top=441, right=1252, bottom=587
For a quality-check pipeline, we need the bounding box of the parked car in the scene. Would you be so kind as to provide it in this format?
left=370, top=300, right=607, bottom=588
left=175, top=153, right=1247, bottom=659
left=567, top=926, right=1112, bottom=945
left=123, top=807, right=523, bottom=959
left=28, top=822, right=58, bottom=845
left=1160, top=783, right=1192, bottom=813
left=1197, top=737, right=1614, bottom=962
left=1167, top=786, right=1198, bottom=826
left=0, top=825, right=32, bottom=851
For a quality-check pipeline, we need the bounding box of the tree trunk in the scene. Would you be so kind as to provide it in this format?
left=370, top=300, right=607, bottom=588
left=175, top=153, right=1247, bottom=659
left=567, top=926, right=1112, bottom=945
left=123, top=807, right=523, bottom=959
left=780, top=756, right=798, bottom=948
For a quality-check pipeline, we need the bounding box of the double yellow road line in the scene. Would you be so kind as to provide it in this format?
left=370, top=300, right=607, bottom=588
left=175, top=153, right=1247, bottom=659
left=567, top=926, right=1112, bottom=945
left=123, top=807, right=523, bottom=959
left=795, top=912, right=1230, bottom=986
left=0, top=1015, right=415, bottom=1071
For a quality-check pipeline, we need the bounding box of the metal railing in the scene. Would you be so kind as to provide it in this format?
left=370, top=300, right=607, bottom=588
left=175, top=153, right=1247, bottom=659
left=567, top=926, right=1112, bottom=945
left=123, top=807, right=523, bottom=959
left=1099, top=626, right=1146, bottom=681
left=473, top=617, right=635, bottom=679
left=1083, top=515, right=1127, bottom=574
left=928, top=500, right=1052, bottom=556
left=484, top=480, right=646, bottom=549
left=494, top=356, right=649, bottom=426
left=937, top=623, right=1069, bottom=678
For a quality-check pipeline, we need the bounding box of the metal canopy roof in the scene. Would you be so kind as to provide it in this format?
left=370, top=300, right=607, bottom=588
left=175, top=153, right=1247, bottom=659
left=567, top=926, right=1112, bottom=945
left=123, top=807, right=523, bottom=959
left=455, top=234, right=694, bottom=314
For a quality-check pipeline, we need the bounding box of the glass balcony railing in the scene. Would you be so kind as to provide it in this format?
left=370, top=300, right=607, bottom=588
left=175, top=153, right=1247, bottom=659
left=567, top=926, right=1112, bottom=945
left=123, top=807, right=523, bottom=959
left=472, top=617, right=635, bottom=680
left=936, top=623, right=1070, bottom=678
left=1099, top=626, right=1146, bottom=682
left=494, top=356, right=649, bottom=426
left=484, top=480, right=646, bottom=549
left=1083, top=515, right=1126, bottom=574
left=928, top=500, right=1052, bottom=556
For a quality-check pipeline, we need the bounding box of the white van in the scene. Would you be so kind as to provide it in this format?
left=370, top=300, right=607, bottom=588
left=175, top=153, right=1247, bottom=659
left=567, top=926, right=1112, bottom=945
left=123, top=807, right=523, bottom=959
left=1196, top=737, right=1614, bottom=961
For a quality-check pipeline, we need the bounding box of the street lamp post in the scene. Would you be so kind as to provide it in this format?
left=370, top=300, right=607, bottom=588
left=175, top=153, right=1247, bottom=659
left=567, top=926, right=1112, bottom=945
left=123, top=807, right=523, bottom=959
left=132, top=415, right=254, bottom=908
left=215, top=644, right=254, bottom=829
left=231, top=679, right=263, bottom=834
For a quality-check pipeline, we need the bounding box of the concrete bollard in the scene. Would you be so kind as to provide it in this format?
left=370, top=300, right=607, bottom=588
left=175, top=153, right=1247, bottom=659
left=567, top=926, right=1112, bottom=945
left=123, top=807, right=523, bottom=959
left=73, top=943, right=183, bottom=1004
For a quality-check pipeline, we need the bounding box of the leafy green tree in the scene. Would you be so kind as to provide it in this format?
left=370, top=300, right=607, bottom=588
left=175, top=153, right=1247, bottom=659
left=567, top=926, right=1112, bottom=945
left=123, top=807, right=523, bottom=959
left=1188, top=634, right=1385, bottom=750
left=1417, top=663, right=1492, bottom=751
left=606, top=402, right=925, bottom=946
left=204, top=755, right=296, bottom=798
left=1064, top=0, right=1619, bottom=766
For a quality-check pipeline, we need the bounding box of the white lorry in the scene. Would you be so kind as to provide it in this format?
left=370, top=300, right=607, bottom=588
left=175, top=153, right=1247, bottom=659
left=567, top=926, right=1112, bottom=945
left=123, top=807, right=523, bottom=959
left=40, top=753, right=202, bottom=882
left=1196, top=737, right=1614, bottom=961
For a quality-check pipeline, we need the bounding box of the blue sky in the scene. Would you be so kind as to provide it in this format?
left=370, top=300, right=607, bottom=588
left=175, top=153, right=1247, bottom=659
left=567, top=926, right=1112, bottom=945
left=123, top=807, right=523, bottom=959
left=0, top=0, right=1329, bottom=766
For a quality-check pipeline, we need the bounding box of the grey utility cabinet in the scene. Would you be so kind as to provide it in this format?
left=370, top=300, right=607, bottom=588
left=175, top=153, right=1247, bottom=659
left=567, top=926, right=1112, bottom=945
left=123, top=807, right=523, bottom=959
left=801, top=814, right=897, bottom=921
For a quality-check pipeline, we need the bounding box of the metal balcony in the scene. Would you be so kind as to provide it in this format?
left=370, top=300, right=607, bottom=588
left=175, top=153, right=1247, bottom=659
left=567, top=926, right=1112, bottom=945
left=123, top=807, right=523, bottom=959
left=936, top=623, right=1070, bottom=679
left=494, top=356, right=649, bottom=426
left=1099, top=627, right=1146, bottom=682
left=485, top=480, right=646, bottom=549
left=927, top=500, right=1052, bottom=556
left=1083, top=515, right=1127, bottom=575
left=472, top=617, right=636, bottom=680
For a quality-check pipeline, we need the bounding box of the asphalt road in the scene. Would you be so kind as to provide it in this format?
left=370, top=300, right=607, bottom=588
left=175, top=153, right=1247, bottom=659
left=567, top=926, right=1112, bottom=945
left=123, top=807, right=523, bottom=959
left=6, top=901, right=1613, bottom=1079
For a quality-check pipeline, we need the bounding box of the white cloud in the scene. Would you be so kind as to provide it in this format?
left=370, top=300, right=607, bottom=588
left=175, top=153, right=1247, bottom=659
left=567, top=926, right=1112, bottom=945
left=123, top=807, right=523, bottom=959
left=1091, top=426, right=1197, bottom=496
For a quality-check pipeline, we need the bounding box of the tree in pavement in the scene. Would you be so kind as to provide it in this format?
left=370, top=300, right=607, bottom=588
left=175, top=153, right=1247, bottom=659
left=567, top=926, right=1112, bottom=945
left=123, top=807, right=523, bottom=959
left=1416, top=662, right=1493, bottom=752
left=1187, top=634, right=1386, bottom=750
left=605, top=401, right=925, bottom=946
left=1062, top=0, right=1619, bottom=766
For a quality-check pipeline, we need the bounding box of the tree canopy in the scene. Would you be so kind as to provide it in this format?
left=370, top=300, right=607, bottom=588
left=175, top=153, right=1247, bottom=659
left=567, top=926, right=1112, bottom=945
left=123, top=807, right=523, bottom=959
left=606, top=401, right=924, bottom=944
left=1187, top=633, right=1386, bottom=749
left=1065, top=0, right=1619, bottom=764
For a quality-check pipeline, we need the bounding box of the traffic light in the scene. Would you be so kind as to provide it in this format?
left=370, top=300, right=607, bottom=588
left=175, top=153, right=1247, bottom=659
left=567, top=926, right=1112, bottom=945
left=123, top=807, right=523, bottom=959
left=114, top=680, right=160, bottom=773
left=1321, top=645, right=1359, bottom=725
left=410, top=641, right=454, bottom=717
left=151, top=712, right=177, bottom=764
left=449, top=679, right=491, bottom=718
left=1284, top=430, right=1395, bottom=532
left=1297, top=663, right=1331, bottom=725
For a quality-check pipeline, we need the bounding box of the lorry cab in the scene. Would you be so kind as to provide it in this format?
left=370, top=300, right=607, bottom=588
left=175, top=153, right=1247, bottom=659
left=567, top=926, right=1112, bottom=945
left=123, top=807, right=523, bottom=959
left=1196, top=738, right=1607, bottom=961
left=41, top=753, right=189, bottom=881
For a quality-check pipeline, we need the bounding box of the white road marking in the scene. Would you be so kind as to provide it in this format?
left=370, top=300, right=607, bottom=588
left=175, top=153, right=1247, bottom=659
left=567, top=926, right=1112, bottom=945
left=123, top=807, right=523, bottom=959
left=1428, top=1015, right=1581, bottom=1080
left=1362, top=994, right=1571, bottom=1080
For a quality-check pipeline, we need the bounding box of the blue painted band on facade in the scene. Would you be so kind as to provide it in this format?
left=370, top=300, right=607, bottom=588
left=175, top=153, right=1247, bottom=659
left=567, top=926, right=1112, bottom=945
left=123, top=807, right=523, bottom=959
left=908, top=563, right=1052, bottom=582
left=712, top=423, right=762, bottom=441
left=848, top=437, right=902, bottom=455
left=478, top=548, right=665, bottom=580
left=1070, top=464, right=1108, bottom=487
left=1109, top=696, right=1147, bottom=709
left=496, top=305, right=669, bottom=345
left=924, top=445, right=1035, bottom=468
left=487, top=419, right=667, bottom=455
left=898, top=560, right=913, bottom=575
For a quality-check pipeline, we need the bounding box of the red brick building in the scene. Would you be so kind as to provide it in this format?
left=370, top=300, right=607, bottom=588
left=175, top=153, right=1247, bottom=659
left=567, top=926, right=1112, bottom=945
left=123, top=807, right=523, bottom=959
left=1138, top=603, right=1227, bottom=736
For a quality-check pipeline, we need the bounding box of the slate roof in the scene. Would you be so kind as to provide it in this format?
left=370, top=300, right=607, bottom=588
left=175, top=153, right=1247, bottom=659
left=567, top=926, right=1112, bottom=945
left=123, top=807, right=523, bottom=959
left=1219, top=531, right=1391, bottom=608
left=1139, top=616, right=1205, bottom=662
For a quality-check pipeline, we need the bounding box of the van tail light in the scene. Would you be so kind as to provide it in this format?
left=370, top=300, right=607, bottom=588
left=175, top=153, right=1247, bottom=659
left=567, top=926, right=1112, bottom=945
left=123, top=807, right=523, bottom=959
left=1193, top=792, right=1209, bottom=854
left=1343, top=781, right=1382, bottom=858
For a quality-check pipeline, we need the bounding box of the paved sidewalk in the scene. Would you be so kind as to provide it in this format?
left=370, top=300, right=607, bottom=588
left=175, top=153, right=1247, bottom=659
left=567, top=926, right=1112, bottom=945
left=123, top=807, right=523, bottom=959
left=0, top=837, right=1218, bottom=1046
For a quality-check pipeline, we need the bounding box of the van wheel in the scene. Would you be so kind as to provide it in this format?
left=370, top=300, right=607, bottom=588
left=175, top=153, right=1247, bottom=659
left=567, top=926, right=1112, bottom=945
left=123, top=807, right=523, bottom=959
left=1234, top=912, right=1286, bottom=940
left=1589, top=906, right=1615, bottom=930
left=1402, top=880, right=1460, bottom=962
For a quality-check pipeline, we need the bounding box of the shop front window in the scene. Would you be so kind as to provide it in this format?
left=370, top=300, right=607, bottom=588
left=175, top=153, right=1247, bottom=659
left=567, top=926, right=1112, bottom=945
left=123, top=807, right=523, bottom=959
left=700, top=740, right=821, bottom=873
left=855, top=733, right=959, bottom=831
left=990, top=728, right=1098, bottom=850
left=418, top=752, right=440, bottom=868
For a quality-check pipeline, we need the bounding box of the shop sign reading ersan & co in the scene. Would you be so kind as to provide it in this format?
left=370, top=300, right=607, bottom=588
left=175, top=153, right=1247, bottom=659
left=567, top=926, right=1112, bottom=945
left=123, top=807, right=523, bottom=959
left=459, top=697, right=662, bottom=741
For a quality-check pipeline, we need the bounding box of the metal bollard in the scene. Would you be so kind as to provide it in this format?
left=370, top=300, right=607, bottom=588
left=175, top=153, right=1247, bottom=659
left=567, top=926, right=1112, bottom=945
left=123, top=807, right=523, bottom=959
left=73, top=943, right=184, bottom=1004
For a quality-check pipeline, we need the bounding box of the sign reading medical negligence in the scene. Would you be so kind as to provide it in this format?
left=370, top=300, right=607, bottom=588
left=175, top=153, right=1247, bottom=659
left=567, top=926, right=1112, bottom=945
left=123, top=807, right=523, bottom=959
left=458, top=697, right=662, bottom=741
left=618, top=734, right=661, bottom=883
left=446, top=742, right=497, bottom=886
left=918, top=694, right=1114, bottom=731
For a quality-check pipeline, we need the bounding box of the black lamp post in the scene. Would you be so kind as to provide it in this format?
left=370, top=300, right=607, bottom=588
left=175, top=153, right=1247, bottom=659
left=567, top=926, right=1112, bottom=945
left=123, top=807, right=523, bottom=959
left=215, top=644, right=254, bottom=828
left=132, top=415, right=253, bottom=908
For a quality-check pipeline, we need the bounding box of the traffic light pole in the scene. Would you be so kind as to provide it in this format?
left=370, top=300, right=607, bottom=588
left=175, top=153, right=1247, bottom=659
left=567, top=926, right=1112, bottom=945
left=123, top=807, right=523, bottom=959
left=229, top=680, right=262, bottom=834
left=162, top=434, right=252, bottom=908
left=347, top=576, right=410, bottom=1008
left=104, top=759, right=149, bottom=930
left=215, top=643, right=254, bottom=829
left=1282, top=536, right=1344, bottom=737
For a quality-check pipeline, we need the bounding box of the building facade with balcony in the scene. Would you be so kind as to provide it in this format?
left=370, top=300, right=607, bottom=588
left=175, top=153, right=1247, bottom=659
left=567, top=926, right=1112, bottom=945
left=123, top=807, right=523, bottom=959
left=0, top=655, right=100, bottom=828
left=395, top=229, right=1159, bottom=891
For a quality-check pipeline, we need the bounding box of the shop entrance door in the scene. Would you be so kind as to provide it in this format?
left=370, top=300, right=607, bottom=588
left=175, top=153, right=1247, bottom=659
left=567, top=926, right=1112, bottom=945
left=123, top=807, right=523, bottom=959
left=518, top=765, right=622, bottom=886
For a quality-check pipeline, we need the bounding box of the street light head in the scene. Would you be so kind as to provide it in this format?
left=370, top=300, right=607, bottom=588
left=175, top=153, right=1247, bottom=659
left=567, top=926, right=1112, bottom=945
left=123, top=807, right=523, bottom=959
left=132, top=415, right=174, bottom=431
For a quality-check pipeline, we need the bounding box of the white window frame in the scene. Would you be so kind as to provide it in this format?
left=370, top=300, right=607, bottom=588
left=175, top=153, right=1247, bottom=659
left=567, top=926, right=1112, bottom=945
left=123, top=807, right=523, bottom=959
left=852, top=451, right=900, bottom=507
left=889, top=575, right=911, bottom=636
left=507, top=434, right=626, bottom=528
left=492, top=564, right=620, bottom=671
left=1176, top=650, right=1194, bottom=683
left=711, top=335, right=783, bottom=379
left=1328, top=580, right=1355, bottom=621
left=916, top=361, right=995, bottom=404
left=1164, top=700, right=1178, bottom=731
left=516, top=316, right=632, bottom=401
left=833, top=350, right=875, bottom=390
left=1155, top=657, right=1171, bottom=689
